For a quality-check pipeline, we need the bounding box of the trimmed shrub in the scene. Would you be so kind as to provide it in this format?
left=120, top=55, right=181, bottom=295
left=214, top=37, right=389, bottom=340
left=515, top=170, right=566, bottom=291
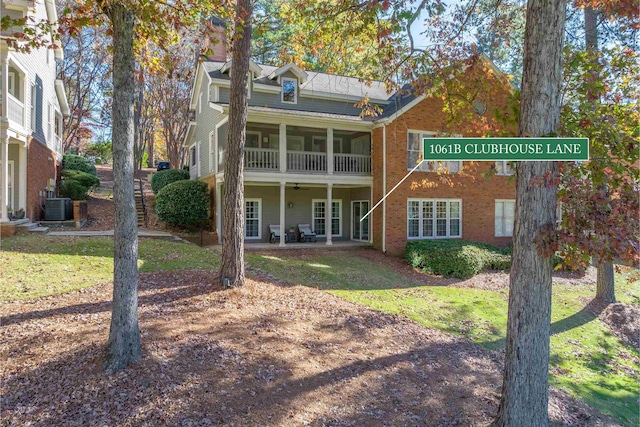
left=406, top=239, right=511, bottom=279
left=156, top=180, right=208, bottom=226
left=151, top=169, right=190, bottom=194
left=61, top=169, right=100, bottom=189
left=62, top=154, right=97, bottom=176
left=58, top=179, right=89, bottom=200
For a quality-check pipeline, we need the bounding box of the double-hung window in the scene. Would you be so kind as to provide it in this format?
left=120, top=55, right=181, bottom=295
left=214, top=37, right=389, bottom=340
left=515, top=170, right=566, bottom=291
left=245, top=199, right=261, bottom=239
left=281, top=78, right=297, bottom=104
left=312, top=199, right=341, bottom=236
left=408, top=199, right=461, bottom=239
left=495, top=200, right=515, bottom=237
left=495, top=161, right=515, bottom=176
left=407, top=131, right=461, bottom=173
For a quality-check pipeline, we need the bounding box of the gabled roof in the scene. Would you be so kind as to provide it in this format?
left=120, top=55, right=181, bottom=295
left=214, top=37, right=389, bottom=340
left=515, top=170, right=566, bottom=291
left=219, top=59, right=263, bottom=76
left=204, top=61, right=391, bottom=102
left=267, top=63, right=308, bottom=83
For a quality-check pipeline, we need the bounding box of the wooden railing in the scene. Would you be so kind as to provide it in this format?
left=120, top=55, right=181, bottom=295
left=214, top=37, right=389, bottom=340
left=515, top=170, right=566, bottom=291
left=334, top=153, right=371, bottom=174
left=7, top=93, right=24, bottom=128
left=238, top=148, right=371, bottom=175
left=287, top=151, right=327, bottom=173
left=244, top=147, right=279, bottom=170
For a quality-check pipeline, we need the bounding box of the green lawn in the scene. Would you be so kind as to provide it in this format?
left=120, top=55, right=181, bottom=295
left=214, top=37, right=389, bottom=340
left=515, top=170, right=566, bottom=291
left=0, top=236, right=219, bottom=301
left=247, top=251, right=640, bottom=426
left=2, top=236, right=637, bottom=425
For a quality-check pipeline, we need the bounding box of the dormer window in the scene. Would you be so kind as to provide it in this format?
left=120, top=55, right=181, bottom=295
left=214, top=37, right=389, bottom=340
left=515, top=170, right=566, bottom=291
left=282, top=78, right=297, bottom=104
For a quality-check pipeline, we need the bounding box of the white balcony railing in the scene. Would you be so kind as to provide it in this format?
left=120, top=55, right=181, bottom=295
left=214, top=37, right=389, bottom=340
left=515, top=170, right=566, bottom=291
left=7, top=93, right=25, bottom=128
left=334, top=153, right=371, bottom=175
left=287, top=151, right=327, bottom=173
left=244, top=147, right=279, bottom=170
left=241, top=148, right=371, bottom=175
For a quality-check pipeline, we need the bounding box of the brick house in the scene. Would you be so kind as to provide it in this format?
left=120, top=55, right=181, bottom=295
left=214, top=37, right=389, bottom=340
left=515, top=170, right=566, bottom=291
left=1, top=0, right=70, bottom=223
left=186, top=40, right=515, bottom=255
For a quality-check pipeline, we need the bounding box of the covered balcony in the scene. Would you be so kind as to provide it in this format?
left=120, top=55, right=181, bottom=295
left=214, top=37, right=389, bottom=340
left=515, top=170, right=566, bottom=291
left=0, top=64, right=27, bottom=131
left=228, top=123, right=372, bottom=175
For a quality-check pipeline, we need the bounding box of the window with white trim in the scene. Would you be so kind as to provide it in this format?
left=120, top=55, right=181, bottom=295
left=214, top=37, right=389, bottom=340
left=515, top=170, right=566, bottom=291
left=245, top=199, right=261, bottom=239
left=495, top=161, right=515, bottom=176
left=312, top=199, right=342, bottom=236
left=190, top=145, right=197, bottom=166
left=282, top=78, right=297, bottom=104
left=30, top=83, right=36, bottom=131
left=408, top=199, right=461, bottom=239
left=209, top=131, right=216, bottom=174
left=47, top=103, right=53, bottom=143
left=495, top=199, right=515, bottom=237
left=407, top=131, right=461, bottom=173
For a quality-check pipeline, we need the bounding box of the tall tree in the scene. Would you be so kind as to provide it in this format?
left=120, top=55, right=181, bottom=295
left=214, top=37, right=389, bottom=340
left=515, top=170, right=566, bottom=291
left=220, top=0, right=254, bottom=288
left=101, top=2, right=140, bottom=374
left=493, top=0, right=566, bottom=425
left=57, top=22, right=111, bottom=153
left=55, top=0, right=226, bottom=373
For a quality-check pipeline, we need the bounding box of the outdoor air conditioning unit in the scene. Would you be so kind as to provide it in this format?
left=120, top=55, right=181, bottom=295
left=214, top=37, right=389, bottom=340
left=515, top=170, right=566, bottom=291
left=45, top=198, right=72, bottom=221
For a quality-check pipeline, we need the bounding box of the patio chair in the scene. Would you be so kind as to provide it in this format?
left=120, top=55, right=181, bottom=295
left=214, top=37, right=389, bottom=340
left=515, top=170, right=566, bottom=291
left=297, top=224, right=317, bottom=242
left=269, top=225, right=289, bottom=244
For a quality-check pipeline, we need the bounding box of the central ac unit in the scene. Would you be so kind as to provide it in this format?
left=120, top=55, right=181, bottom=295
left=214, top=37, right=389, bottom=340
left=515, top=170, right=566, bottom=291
left=45, top=198, right=72, bottom=221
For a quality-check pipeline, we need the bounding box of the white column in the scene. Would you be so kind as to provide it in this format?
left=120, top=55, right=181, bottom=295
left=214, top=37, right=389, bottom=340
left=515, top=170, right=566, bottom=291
left=279, top=123, right=286, bottom=173
left=326, top=183, right=333, bottom=245
left=216, top=182, right=222, bottom=244
left=327, top=127, right=334, bottom=175
left=1, top=56, right=9, bottom=222
left=19, top=144, right=27, bottom=214
left=279, top=182, right=286, bottom=247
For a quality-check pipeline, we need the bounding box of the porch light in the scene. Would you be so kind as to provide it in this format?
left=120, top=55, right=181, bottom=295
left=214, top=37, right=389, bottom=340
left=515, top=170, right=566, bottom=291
left=288, top=202, right=293, bottom=208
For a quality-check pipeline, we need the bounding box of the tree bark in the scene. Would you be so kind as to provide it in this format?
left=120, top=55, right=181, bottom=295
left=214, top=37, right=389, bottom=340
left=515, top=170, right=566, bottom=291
left=493, top=0, right=566, bottom=425
left=103, top=3, right=141, bottom=374
left=219, top=0, right=253, bottom=287
left=596, top=259, right=616, bottom=303
left=584, top=6, right=616, bottom=303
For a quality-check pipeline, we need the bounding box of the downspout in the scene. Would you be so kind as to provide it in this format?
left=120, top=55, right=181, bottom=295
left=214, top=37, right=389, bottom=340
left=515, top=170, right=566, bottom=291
left=382, top=124, right=387, bottom=253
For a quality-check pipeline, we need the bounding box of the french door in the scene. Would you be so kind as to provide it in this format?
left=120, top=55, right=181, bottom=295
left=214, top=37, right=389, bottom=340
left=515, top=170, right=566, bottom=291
left=351, top=200, right=369, bottom=241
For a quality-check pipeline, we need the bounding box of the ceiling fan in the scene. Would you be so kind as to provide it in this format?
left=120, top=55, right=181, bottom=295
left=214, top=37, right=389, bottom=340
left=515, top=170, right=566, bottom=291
left=293, top=183, right=310, bottom=191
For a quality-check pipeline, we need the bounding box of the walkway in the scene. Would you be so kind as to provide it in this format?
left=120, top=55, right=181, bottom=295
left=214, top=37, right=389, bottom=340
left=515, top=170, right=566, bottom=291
left=48, top=227, right=183, bottom=242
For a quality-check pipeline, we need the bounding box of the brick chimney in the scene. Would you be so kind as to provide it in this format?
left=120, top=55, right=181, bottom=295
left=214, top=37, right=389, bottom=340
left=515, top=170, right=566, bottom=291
left=203, top=16, right=228, bottom=62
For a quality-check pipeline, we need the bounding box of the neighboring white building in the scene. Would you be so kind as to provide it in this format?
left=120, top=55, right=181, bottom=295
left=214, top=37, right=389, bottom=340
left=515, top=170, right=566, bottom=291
left=1, top=0, right=69, bottom=222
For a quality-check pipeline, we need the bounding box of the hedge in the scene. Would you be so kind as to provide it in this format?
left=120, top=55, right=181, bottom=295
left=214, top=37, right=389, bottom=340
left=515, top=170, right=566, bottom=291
left=57, top=179, right=89, bottom=200
left=155, top=180, right=208, bottom=226
left=61, top=169, right=100, bottom=189
left=406, top=239, right=511, bottom=279
left=151, top=169, right=190, bottom=194
left=62, top=154, right=97, bottom=176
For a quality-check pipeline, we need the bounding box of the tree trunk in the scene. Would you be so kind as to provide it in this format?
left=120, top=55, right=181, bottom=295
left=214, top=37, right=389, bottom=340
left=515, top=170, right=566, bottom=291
left=103, top=3, right=141, bottom=374
left=148, top=131, right=154, bottom=168
left=584, top=6, right=616, bottom=303
left=219, top=0, right=253, bottom=287
left=596, top=259, right=616, bottom=303
left=493, top=0, right=566, bottom=425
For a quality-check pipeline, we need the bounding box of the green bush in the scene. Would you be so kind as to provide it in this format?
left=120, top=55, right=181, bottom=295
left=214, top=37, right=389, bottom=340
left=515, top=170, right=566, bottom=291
left=94, top=158, right=103, bottom=165
left=63, top=154, right=97, bottom=176
left=61, top=169, right=100, bottom=189
left=406, top=240, right=512, bottom=279
left=151, top=169, right=190, bottom=194
left=57, top=179, right=89, bottom=200
left=155, top=180, right=208, bottom=226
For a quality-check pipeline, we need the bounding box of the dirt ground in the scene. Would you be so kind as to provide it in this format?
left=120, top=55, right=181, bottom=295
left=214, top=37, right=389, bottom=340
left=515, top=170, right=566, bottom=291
left=0, top=270, right=618, bottom=426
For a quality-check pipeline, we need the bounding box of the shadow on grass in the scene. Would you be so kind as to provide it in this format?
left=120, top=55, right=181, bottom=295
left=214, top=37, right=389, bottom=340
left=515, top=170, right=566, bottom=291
left=1, top=270, right=222, bottom=327
left=479, top=299, right=608, bottom=350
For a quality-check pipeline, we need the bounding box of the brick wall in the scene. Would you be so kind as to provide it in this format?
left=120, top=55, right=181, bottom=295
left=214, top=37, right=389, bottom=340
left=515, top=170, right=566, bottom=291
left=372, top=74, right=516, bottom=256
left=26, top=137, right=58, bottom=220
